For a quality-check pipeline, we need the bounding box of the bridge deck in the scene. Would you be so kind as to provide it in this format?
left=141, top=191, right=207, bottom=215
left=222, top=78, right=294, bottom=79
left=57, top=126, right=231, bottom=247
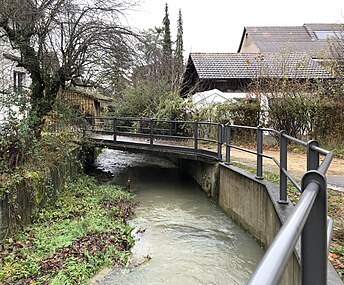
left=88, top=134, right=220, bottom=161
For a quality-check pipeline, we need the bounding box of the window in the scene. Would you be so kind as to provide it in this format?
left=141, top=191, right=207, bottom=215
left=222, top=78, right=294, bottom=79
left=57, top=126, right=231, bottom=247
left=13, top=71, right=26, bottom=92
left=314, top=30, right=343, bottom=40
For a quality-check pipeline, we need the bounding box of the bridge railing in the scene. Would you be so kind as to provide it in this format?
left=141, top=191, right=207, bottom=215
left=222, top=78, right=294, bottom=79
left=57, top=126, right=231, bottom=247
left=83, top=116, right=335, bottom=285
left=84, top=116, right=223, bottom=159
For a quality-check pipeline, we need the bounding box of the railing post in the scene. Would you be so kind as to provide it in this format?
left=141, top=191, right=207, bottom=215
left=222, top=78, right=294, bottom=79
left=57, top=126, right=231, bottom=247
left=139, top=118, right=143, bottom=133
left=194, top=121, right=198, bottom=152
left=217, top=124, right=223, bottom=160
left=150, top=119, right=154, bottom=146
left=307, top=140, right=319, bottom=171
left=225, top=124, right=231, bottom=164
left=256, top=125, right=263, bottom=179
left=92, top=116, right=95, bottom=131
left=113, top=117, right=117, bottom=142
left=82, top=116, right=86, bottom=138
left=279, top=130, right=288, bottom=204
left=301, top=171, right=327, bottom=285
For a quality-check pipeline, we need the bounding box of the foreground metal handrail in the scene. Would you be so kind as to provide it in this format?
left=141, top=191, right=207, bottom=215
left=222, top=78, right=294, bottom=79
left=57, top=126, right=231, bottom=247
left=248, top=150, right=333, bottom=285
left=247, top=179, right=323, bottom=284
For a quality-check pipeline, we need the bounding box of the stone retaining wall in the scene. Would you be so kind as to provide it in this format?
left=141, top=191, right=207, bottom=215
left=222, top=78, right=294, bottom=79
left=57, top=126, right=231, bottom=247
left=0, top=147, right=80, bottom=239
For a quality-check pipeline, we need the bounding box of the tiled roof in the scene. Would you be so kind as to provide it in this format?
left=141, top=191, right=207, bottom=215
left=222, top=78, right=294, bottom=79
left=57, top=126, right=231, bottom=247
left=241, top=24, right=342, bottom=54
left=245, top=26, right=312, bottom=42
left=189, top=52, right=334, bottom=79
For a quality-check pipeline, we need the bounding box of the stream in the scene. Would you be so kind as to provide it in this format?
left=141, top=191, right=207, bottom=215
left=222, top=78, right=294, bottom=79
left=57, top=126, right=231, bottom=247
left=93, top=149, right=263, bottom=285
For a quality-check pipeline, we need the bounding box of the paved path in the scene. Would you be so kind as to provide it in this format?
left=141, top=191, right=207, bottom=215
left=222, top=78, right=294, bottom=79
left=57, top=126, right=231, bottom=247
left=327, top=176, right=344, bottom=192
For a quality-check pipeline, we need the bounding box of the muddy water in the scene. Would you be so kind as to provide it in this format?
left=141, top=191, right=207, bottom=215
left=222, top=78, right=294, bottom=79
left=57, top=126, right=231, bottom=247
left=94, top=149, right=263, bottom=285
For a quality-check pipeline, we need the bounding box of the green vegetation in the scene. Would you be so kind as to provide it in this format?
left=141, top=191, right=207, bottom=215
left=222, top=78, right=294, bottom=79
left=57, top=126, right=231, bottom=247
left=0, top=175, right=135, bottom=285
left=0, top=94, right=83, bottom=235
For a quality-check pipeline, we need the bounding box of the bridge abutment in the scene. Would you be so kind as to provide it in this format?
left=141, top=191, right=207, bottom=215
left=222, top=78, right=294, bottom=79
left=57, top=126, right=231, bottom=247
left=178, top=158, right=220, bottom=200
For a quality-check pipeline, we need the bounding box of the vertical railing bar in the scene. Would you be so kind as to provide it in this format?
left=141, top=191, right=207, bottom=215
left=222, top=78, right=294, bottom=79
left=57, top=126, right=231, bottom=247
left=279, top=130, right=288, bottom=204
left=113, top=117, right=117, bottom=142
left=307, top=140, right=320, bottom=171
left=301, top=170, right=327, bottom=285
left=92, top=116, right=95, bottom=132
left=150, top=118, right=154, bottom=146
left=225, top=124, right=231, bottom=164
left=139, top=118, right=143, bottom=133
left=217, top=124, right=223, bottom=160
left=194, top=121, right=198, bottom=152
left=256, top=125, right=263, bottom=179
left=247, top=180, right=320, bottom=285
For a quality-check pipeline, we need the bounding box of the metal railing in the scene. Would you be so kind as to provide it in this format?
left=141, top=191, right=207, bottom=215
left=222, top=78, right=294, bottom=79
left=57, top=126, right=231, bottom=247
left=84, top=116, right=224, bottom=159
left=83, top=116, right=335, bottom=285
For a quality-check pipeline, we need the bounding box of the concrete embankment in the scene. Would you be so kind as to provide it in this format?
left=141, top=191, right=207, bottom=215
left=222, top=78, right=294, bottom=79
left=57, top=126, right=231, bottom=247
left=179, top=158, right=343, bottom=285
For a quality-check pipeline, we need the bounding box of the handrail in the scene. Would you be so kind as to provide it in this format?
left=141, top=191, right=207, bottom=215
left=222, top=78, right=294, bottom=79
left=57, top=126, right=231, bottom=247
left=282, top=132, right=308, bottom=147
left=82, top=116, right=335, bottom=285
left=247, top=180, right=322, bottom=285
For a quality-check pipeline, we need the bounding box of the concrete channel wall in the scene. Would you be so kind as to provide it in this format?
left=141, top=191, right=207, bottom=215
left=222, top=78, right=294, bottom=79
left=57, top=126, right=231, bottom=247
left=179, top=158, right=343, bottom=285
left=218, top=163, right=300, bottom=285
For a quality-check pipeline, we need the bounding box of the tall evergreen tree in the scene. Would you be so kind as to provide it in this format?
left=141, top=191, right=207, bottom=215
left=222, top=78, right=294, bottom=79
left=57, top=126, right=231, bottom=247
left=175, top=9, right=183, bottom=63
left=174, top=8, right=184, bottom=87
left=162, top=3, right=172, bottom=59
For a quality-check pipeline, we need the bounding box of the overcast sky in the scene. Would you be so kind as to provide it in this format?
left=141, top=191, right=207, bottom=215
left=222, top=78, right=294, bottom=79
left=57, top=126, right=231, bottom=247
left=126, top=0, right=344, bottom=58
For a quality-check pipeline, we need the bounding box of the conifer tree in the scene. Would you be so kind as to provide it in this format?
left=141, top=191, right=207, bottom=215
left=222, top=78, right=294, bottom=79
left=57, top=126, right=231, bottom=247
left=175, top=9, right=183, bottom=63
left=174, top=8, right=184, bottom=84
left=162, top=3, right=172, bottom=59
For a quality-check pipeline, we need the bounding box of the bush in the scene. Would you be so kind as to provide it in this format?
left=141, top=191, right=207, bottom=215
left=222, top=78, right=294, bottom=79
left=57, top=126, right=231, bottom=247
left=190, top=98, right=261, bottom=143
left=114, top=79, right=190, bottom=120
left=267, top=93, right=316, bottom=138
left=266, top=92, right=344, bottom=144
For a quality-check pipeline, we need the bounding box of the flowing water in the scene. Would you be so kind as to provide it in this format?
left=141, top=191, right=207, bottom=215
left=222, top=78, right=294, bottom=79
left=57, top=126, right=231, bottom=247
left=94, top=149, right=263, bottom=285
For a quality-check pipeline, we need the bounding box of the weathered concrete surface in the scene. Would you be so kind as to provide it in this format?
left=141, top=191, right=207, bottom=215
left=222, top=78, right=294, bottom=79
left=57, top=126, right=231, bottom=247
left=178, top=159, right=219, bottom=200
left=218, top=163, right=343, bottom=285
left=218, top=163, right=299, bottom=285
left=180, top=159, right=343, bottom=284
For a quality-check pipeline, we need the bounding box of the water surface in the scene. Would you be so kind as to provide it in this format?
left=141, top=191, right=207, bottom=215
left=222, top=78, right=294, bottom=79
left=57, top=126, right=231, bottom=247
left=95, top=149, right=263, bottom=285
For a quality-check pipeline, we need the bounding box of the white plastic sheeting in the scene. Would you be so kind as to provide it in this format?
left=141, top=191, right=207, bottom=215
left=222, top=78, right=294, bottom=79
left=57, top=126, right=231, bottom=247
left=191, top=89, right=248, bottom=109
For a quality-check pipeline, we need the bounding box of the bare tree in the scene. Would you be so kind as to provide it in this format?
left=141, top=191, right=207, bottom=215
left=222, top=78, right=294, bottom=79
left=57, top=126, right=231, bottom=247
left=0, top=0, right=136, bottom=137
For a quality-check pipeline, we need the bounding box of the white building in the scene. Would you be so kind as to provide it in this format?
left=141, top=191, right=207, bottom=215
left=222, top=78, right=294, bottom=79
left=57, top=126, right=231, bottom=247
left=0, top=38, right=31, bottom=126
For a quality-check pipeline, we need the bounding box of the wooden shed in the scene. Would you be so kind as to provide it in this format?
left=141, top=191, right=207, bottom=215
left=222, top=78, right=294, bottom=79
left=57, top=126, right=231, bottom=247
left=57, top=88, right=112, bottom=116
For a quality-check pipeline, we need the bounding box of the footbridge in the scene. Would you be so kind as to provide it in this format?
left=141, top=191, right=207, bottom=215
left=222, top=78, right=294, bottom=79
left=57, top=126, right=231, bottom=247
left=82, top=116, right=341, bottom=285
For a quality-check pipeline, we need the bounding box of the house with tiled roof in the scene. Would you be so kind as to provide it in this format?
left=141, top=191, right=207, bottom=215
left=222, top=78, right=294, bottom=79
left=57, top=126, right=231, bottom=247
left=180, top=23, right=339, bottom=96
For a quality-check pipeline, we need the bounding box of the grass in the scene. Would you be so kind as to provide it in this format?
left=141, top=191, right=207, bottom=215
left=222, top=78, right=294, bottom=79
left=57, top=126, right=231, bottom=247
left=0, top=175, right=135, bottom=285
left=231, top=161, right=344, bottom=281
